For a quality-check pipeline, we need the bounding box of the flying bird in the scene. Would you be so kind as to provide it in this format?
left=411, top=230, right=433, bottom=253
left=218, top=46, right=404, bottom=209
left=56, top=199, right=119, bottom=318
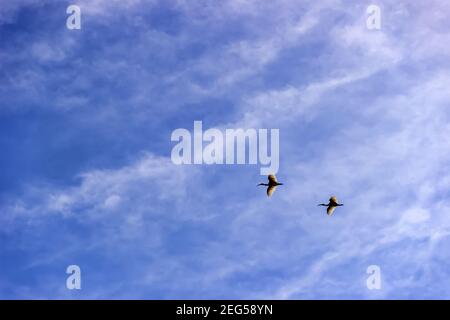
left=258, top=174, right=283, bottom=197
left=318, top=196, right=344, bottom=216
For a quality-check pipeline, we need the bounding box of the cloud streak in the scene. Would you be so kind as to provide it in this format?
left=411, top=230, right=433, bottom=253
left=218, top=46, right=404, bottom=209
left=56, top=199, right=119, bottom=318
left=1, top=0, right=450, bottom=299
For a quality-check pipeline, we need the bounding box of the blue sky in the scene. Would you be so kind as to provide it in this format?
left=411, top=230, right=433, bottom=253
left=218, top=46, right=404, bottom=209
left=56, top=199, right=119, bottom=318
left=1, top=0, right=450, bottom=299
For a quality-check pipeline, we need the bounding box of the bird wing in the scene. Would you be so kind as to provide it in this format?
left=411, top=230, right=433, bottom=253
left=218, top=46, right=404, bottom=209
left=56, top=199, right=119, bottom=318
left=268, top=174, right=277, bottom=183
left=267, top=185, right=277, bottom=197
left=327, top=205, right=336, bottom=216
left=329, top=196, right=338, bottom=205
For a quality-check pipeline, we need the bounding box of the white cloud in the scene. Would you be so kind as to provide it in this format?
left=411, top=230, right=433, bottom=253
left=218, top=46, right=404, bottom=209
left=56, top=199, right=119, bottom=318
left=2, top=0, right=450, bottom=299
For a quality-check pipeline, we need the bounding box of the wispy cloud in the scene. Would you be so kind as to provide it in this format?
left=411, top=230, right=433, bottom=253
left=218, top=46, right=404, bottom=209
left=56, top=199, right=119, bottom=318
left=1, top=0, right=450, bottom=299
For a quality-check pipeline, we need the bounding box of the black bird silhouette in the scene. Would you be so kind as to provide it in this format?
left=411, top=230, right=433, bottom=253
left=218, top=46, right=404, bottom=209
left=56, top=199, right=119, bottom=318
left=258, top=174, right=283, bottom=197
left=318, top=196, right=344, bottom=216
